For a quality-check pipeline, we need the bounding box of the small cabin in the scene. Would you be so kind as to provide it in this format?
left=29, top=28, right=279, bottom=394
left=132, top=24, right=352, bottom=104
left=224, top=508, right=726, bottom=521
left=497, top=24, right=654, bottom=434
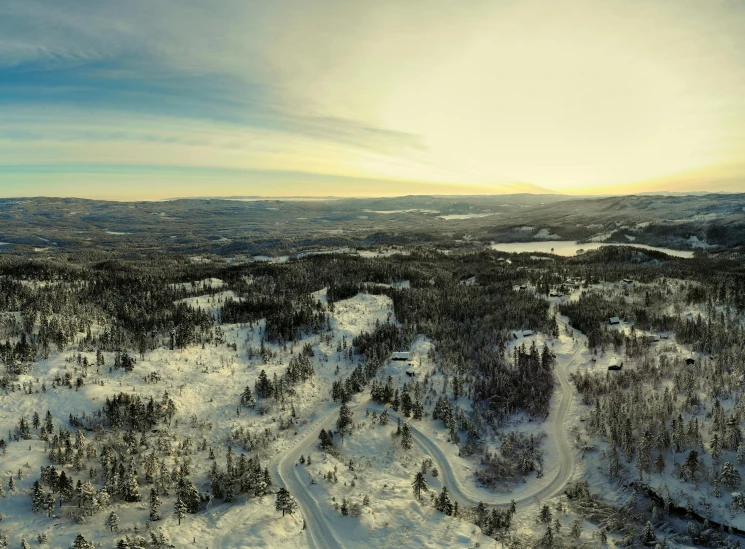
left=608, top=358, right=623, bottom=371
left=609, top=317, right=621, bottom=325
left=549, top=292, right=564, bottom=298
left=685, top=356, right=696, bottom=365
left=391, top=352, right=411, bottom=361
left=622, top=279, right=635, bottom=285
left=405, top=368, right=416, bottom=377
left=512, top=330, right=535, bottom=340
left=519, top=285, right=528, bottom=292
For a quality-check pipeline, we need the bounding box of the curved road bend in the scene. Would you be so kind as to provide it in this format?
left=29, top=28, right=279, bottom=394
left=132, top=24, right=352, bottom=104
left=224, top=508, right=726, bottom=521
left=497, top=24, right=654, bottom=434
left=271, top=317, right=580, bottom=548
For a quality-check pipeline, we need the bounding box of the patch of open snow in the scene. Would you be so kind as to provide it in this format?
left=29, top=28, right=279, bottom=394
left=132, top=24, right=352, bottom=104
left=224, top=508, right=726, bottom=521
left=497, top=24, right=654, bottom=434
left=253, top=255, right=290, bottom=263
left=357, top=249, right=410, bottom=258
left=437, top=213, right=495, bottom=220
left=688, top=235, right=714, bottom=248
left=588, top=232, right=612, bottom=242
left=534, top=228, right=562, bottom=240
left=368, top=209, right=439, bottom=215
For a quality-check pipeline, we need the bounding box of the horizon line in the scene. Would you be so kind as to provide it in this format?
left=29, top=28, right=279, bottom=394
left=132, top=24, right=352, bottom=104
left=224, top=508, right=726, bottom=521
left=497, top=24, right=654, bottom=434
left=0, top=190, right=736, bottom=203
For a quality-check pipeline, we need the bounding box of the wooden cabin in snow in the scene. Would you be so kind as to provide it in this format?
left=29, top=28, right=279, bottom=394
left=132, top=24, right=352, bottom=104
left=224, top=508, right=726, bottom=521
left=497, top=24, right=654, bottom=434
left=391, top=352, right=411, bottom=361
left=609, top=317, right=621, bottom=325
left=608, top=358, right=623, bottom=371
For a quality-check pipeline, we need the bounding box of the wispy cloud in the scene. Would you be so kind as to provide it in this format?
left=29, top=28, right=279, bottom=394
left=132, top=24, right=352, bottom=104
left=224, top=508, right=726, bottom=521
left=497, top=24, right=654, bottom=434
left=1, top=0, right=744, bottom=197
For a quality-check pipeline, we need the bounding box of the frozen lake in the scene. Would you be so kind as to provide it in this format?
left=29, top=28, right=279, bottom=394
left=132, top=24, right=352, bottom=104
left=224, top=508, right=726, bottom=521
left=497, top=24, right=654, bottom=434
left=490, top=240, right=694, bottom=258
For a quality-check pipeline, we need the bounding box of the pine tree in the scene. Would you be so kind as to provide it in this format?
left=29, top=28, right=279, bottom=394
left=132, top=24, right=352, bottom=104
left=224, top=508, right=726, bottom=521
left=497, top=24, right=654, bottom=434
left=711, top=433, right=722, bottom=462
left=107, top=510, right=120, bottom=532
left=124, top=466, right=141, bottom=502
left=539, top=503, right=552, bottom=523
left=411, top=472, right=428, bottom=500
left=70, top=534, right=94, bottom=549
left=401, top=424, right=413, bottom=450
left=149, top=529, right=175, bottom=549
left=255, top=370, right=273, bottom=399
left=475, top=501, right=488, bottom=527
left=149, top=488, right=162, bottom=521
left=173, top=497, right=188, bottom=525
left=540, top=525, right=554, bottom=548
left=31, top=480, right=44, bottom=512
left=379, top=409, right=389, bottom=426
left=336, top=404, right=353, bottom=441
left=43, top=493, right=56, bottom=517
left=177, top=479, right=200, bottom=513
left=640, top=521, right=656, bottom=545
left=435, top=486, right=453, bottom=515
left=570, top=518, right=582, bottom=539
left=21, top=539, right=31, bottom=549
left=275, top=487, right=297, bottom=516
left=721, top=461, right=741, bottom=490
left=653, top=453, right=666, bottom=475
left=681, top=450, right=699, bottom=482
left=240, top=386, right=256, bottom=408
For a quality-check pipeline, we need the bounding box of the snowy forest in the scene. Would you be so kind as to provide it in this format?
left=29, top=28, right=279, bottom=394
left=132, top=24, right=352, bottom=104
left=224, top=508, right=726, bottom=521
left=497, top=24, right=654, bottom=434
left=0, top=245, right=743, bottom=548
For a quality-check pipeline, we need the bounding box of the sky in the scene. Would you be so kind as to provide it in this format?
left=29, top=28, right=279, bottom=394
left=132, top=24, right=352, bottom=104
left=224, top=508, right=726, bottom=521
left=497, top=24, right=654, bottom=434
left=1, top=0, right=744, bottom=199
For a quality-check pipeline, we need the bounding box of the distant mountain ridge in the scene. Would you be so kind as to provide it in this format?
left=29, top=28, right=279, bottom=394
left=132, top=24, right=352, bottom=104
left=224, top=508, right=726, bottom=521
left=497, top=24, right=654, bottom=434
left=0, top=193, right=742, bottom=257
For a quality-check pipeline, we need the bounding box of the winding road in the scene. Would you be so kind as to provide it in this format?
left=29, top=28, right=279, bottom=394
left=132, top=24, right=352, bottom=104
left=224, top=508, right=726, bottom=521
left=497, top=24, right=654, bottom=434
left=271, top=317, right=581, bottom=549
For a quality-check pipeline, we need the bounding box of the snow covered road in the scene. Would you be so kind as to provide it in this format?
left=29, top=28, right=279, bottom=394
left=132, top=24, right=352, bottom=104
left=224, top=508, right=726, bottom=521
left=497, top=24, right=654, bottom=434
left=271, top=317, right=579, bottom=548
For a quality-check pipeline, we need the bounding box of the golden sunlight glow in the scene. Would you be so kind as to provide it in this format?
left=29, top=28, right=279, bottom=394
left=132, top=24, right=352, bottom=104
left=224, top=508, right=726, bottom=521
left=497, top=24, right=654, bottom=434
left=1, top=0, right=744, bottom=198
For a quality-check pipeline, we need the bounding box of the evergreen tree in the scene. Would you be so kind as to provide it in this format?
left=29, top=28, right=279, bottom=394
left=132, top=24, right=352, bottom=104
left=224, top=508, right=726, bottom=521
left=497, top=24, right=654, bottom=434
left=653, top=453, right=666, bottom=475
left=149, top=488, right=162, bottom=521
left=122, top=466, right=141, bottom=502
left=318, top=429, right=335, bottom=451
left=401, top=424, right=413, bottom=450
left=435, top=486, right=453, bottom=515
left=681, top=450, right=699, bottom=482
left=537, top=524, right=553, bottom=548
left=31, top=480, right=44, bottom=512
left=570, top=518, right=582, bottom=539
left=411, top=472, right=428, bottom=500
left=255, top=370, right=273, bottom=399
left=336, top=404, right=353, bottom=441
left=275, top=487, right=297, bottom=516
left=177, top=479, right=200, bottom=513
left=721, top=461, right=741, bottom=490
left=240, top=386, right=256, bottom=408
left=70, top=534, right=94, bottom=549
left=640, top=521, right=656, bottom=545
left=43, top=493, right=56, bottom=517
left=173, top=497, right=187, bottom=525
left=107, top=510, right=120, bottom=532
left=475, top=501, right=488, bottom=527
left=539, top=503, right=552, bottom=523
